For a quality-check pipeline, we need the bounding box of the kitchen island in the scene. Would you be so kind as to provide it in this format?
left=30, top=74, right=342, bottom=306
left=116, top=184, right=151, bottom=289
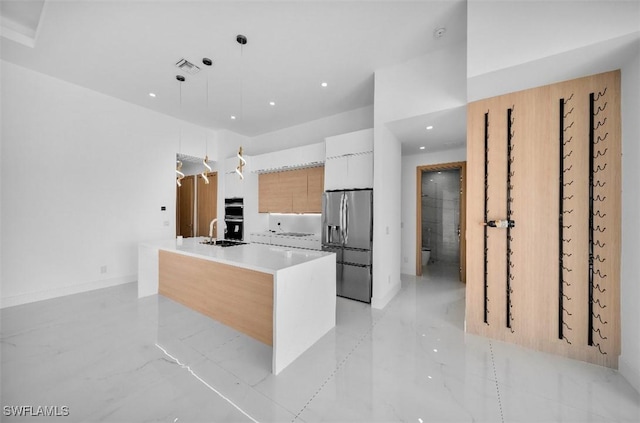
left=138, top=237, right=336, bottom=375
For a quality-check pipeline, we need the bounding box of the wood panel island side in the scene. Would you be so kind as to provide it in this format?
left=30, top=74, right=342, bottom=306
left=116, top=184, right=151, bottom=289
left=138, top=237, right=336, bottom=375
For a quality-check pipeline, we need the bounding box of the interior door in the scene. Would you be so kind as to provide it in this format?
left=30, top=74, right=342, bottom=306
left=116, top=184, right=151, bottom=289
left=176, top=175, right=194, bottom=237
left=197, top=172, right=218, bottom=237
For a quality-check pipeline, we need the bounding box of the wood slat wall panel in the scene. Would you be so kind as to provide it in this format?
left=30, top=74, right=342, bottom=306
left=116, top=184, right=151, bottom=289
left=465, top=70, right=621, bottom=368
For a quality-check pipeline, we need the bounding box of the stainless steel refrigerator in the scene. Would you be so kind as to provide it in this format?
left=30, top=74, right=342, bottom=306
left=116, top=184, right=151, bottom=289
left=322, top=189, right=373, bottom=303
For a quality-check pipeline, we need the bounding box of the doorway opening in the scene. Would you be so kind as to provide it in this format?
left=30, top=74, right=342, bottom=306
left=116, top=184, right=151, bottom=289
left=175, top=155, right=218, bottom=238
left=416, top=162, right=466, bottom=281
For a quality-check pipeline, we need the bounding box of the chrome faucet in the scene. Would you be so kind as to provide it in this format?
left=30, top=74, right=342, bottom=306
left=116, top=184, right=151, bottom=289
left=209, top=218, right=224, bottom=244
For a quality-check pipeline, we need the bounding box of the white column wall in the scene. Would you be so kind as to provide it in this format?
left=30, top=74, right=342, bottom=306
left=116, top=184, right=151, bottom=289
left=370, top=124, right=402, bottom=309
left=620, top=47, right=640, bottom=393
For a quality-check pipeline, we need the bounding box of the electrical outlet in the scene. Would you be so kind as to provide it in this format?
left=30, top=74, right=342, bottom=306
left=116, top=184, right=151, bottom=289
left=386, top=226, right=389, bottom=235
left=100, top=265, right=107, bottom=274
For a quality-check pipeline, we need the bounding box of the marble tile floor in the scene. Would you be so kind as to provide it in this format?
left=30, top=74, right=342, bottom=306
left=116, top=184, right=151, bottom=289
left=2, top=264, right=639, bottom=422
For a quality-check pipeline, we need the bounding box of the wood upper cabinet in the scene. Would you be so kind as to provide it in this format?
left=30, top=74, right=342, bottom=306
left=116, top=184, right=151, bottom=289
left=258, top=166, right=324, bottom=213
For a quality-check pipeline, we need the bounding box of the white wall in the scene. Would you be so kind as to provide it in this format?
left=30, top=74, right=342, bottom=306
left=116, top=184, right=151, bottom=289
left=467, top=0, right=640, bottom=78
left=371, top=124, right=402, bottom=309
left=620, top=46, right=640, bottom=393
left=468, top=32, right=640, bottom=103
left=248, top=105, right=373, bottom=156
left=0, top=60, right=212, bottom=307
left=375, top=44, right=466, bottom=123
left=400, top=148, right=467, bottom=275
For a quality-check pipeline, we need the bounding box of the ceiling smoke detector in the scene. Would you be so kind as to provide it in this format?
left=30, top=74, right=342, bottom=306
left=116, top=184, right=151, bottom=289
left=175, top=58, right=201, bottom=75
left=433, top=27, right=446, bottom=39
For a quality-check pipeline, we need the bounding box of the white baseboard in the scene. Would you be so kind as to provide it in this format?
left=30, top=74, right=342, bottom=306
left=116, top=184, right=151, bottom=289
left=619, top=354, right=640, bottom=395
left=0, top=275, right=137, bottom=309
left=371, top=281, right=401, bottom=310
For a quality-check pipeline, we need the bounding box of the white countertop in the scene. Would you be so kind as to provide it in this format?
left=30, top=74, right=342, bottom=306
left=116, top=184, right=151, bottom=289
left=142, top=237, right=332, bottom=275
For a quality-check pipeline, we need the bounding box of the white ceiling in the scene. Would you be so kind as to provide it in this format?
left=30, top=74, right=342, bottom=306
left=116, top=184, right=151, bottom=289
left=389, top=105, right=467, bottom=155
left=1, top=0, right=468, bottom=144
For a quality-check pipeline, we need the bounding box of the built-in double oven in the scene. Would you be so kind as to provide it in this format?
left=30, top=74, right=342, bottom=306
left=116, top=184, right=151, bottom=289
left=224, top=198, right=244, bottom=241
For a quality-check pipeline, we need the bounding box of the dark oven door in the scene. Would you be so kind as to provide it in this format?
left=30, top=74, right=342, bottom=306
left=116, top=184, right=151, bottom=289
left=225, top=219, right=243, bottom=240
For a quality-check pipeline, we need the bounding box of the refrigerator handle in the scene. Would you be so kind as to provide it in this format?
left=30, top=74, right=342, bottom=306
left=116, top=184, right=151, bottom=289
left=344, top=194, right=349, bottom=244
left=340, top=192, right=346, bottom=243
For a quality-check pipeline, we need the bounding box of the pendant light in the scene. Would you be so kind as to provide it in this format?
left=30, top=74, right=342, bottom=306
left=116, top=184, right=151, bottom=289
left=201, top=136, right=211, bottom=184
left=176, top=159, right=185, bottom=187
left=176, top=74, right=186, bottom=187
left=236, top=146, right=246, bottom=179
left=201, top=62, right=212, bottom=185
left=235, top=34, right=247, bottom=180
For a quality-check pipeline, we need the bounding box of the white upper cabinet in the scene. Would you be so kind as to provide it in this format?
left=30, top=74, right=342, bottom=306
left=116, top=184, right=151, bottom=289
left=224, top=155, right=250, bottom=198
left=324, top=128, right=373, bottom=190
left=252, top=142, right=324, bottom=173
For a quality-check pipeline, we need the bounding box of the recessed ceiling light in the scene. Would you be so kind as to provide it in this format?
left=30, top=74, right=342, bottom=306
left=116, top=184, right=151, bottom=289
left=438, top=171, right=442, bottom=174
left=149, top=93, right=156, bottom=98
left=230, top=115, right=236, bottom=120
left=321, top=82, right=328, bottom=88
left=419, top=146, right=426, bottom=150
left=426, top=125, right=433, bottom=130
left=269, top=101, right=275, bottom=106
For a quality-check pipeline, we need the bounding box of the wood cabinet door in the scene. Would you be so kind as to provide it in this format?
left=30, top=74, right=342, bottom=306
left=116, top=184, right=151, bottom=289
left=176, top=175, right=195, bottom=237
left=197, top=172, right=217, bottom=237
left=275, top=171, right=296, bottom=213
left=290, top=169, right=308, bottom=212
left=259, top=172, right=279, bottom=213
left=306, top=166, right=324, bottom=213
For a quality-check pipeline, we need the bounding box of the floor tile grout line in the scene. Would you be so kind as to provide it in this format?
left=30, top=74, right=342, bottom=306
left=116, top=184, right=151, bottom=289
left=489, top=341, right=505, bottom=423
left=290, top=306, right=392, bottom=422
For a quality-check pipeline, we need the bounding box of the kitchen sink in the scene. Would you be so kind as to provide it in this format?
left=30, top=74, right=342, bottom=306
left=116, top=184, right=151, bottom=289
left=200, top=239, right=246, bottom=247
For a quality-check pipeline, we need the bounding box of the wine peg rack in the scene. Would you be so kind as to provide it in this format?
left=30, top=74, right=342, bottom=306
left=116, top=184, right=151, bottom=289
left=589, top=87, right=610, bottom=356
left=483, top=110, right=490, bottom=325
left=506, top=106, right=516, bottom=332
left=559, top=94, right=575, bottom=345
